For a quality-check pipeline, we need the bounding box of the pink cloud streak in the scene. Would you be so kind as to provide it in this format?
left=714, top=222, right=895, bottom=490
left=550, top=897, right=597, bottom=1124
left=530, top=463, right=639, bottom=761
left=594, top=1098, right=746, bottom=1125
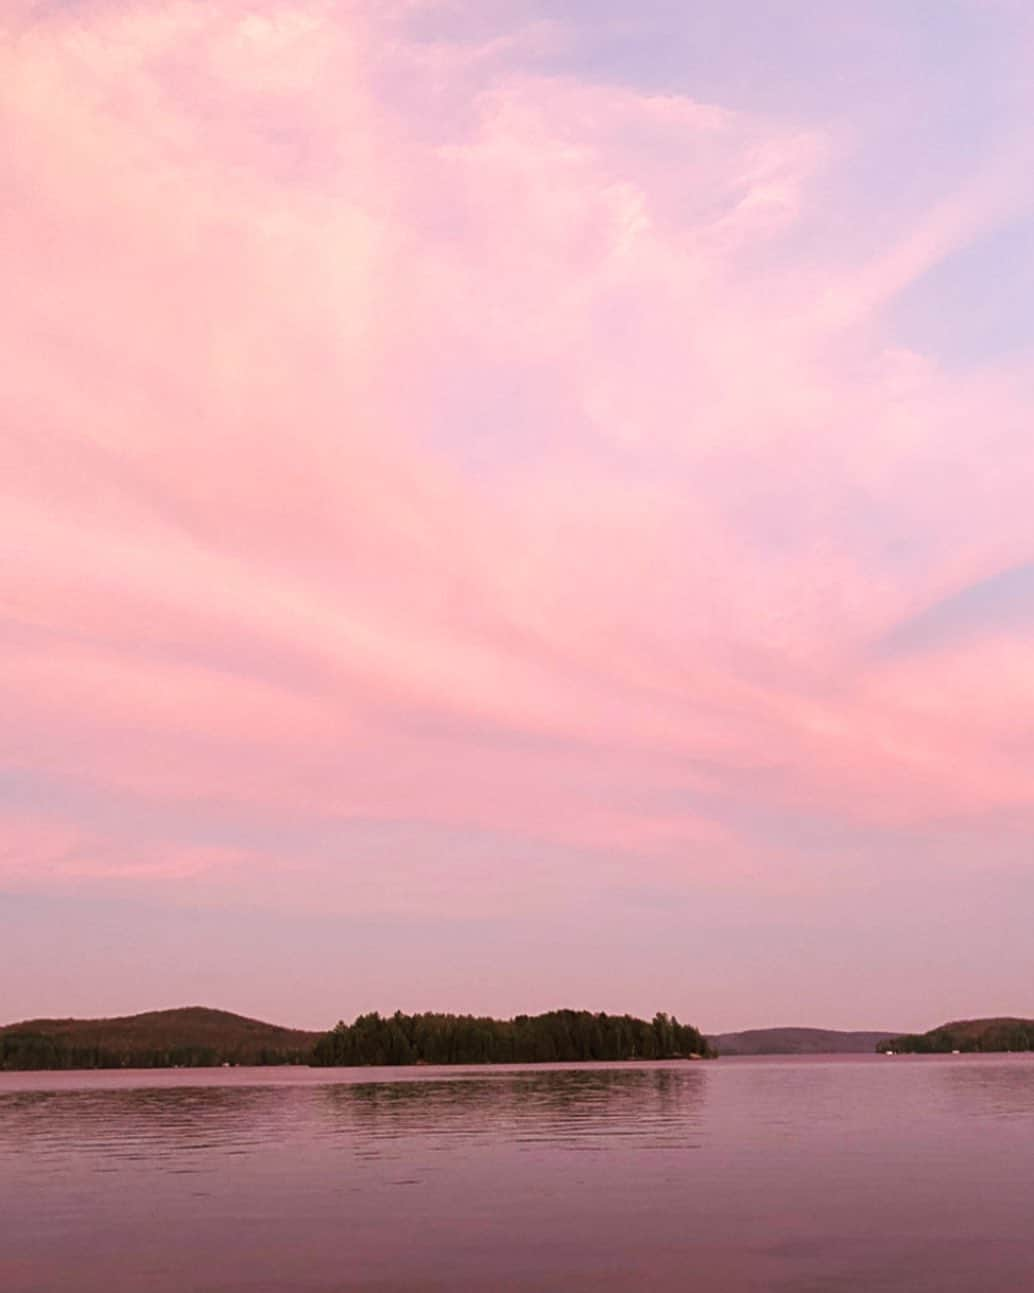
left=3, top=0, right=1034, bottom=924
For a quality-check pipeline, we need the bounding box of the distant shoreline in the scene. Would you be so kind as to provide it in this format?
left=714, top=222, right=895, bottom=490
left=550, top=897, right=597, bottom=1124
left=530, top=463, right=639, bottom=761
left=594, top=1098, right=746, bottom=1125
left=5, top=1007, right=1032, bottom=1071
left=0, top=1006, right=714, bottom=1072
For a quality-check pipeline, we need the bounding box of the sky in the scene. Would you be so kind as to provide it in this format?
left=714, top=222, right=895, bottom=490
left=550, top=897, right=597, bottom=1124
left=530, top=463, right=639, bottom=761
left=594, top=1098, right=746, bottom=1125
left=3, top=0, right=1034, bottom=1033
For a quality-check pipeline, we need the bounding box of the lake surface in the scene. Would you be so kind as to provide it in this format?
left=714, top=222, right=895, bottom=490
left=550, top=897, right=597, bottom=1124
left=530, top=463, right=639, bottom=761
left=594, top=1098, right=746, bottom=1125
left=4, top=1055, right=1034, bottom=1291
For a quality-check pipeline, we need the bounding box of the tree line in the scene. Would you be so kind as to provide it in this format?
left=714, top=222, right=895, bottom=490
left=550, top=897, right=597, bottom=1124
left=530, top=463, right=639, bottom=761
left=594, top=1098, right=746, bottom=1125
left=0, top=1032, right=308, bottom=1070
left=311, top=1009, right=713, bottom=1066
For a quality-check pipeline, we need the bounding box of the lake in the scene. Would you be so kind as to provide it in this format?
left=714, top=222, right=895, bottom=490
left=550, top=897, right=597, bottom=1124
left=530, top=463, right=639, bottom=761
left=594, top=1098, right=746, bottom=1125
left=3, top=1055, right=1034, bottom=1291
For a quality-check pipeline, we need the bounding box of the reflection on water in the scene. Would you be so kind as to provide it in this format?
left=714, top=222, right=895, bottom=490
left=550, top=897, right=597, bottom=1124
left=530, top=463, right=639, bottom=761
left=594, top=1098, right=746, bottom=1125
left=3, top=1057, right=1034, bottom=1292
left=1, top=1066, right=705, bottom=1162
left=322, top=1066, right=704, bottom=1150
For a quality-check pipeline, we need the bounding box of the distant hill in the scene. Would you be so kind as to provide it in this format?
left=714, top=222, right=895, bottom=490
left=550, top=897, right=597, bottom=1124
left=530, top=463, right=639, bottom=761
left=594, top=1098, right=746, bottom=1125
left=880, top=1018, right=1034, bottom=1054
left=0, top=1007, right=320, bottom=1070
left=710, top=1027, right=899, bottom=1056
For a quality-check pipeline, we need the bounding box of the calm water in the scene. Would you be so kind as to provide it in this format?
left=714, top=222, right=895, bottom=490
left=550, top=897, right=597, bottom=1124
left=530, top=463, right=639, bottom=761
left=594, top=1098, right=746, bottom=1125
left=3, top=1055, right=1034, bottom=1291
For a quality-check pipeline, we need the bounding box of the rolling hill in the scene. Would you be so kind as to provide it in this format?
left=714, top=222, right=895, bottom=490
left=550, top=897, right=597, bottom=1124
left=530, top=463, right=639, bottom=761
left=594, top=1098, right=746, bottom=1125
left=0, top=1006, right=320, bottom=1070
left=880, top=1018, right=1034, bottom=1054
left=710, top=1027, right=899, bottom=1055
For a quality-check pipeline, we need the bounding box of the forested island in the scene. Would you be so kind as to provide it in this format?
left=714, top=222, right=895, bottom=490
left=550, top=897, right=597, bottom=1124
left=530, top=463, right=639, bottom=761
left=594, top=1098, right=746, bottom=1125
left=0, top=1006, right=712, bottom=1070
left=879, top=1018, right=1034, bottom=1054
left=311, top=1009, right=711, bottom=1065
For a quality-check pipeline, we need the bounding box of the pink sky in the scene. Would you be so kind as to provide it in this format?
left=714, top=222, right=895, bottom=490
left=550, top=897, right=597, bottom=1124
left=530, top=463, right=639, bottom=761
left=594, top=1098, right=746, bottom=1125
left=4, top=0, right=1034, bottom=1032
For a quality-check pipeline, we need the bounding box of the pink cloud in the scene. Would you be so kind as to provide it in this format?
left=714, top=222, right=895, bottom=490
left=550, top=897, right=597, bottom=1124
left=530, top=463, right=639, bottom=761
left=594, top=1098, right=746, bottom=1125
left=3, top=0, right=1034, bottom=926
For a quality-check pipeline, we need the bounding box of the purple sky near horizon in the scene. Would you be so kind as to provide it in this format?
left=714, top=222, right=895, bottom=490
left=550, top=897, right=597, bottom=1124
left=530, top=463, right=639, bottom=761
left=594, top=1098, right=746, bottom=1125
left=3, top=0, right=1034, bottom=1033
